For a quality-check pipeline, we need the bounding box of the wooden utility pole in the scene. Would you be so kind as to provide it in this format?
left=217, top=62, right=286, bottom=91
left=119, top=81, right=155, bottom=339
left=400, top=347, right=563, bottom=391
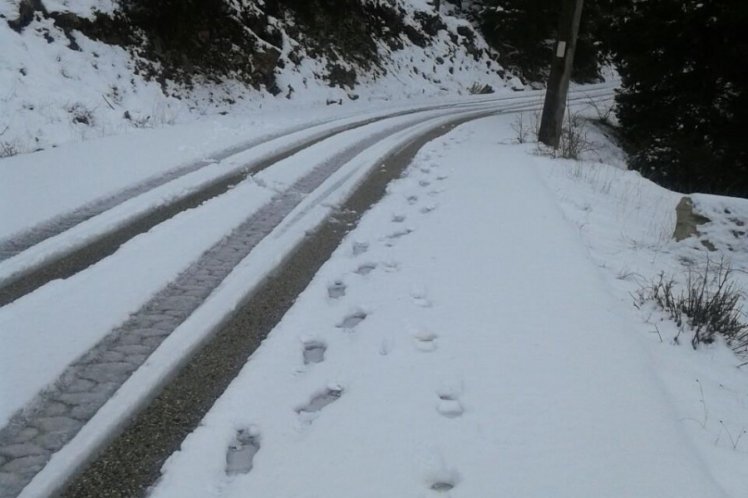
left=538, top=0, right=585, bottom=148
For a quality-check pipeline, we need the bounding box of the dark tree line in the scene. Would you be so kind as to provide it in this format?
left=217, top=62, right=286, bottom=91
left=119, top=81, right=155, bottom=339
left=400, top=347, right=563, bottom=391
left=608, top=0, right=748, bottom=196
left=475, top=0, right=609, bottom=83
left=476, top=0, right=748, bottom=197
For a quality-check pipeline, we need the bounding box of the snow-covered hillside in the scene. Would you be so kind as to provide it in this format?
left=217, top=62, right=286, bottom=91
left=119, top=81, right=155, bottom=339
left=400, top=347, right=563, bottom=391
left=0, top=0, right=516, bottom=156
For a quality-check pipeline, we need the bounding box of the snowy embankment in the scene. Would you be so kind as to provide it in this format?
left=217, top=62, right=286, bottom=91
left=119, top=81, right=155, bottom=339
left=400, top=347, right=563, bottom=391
left=124, top=115, right=746, bottom=496
left=0, top=0, right=512, bottom=157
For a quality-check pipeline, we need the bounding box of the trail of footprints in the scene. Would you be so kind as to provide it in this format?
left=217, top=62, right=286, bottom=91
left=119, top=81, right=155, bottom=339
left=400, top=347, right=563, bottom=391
left=412, top=151, right=465, bottom=494
left=224, top=150, right=461, bottom=490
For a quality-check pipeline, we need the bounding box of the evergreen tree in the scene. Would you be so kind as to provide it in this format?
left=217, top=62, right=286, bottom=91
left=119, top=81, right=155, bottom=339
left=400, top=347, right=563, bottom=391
left=609, top=0, right=748, bottom=196
left=476, top=0, right=608, bottom=82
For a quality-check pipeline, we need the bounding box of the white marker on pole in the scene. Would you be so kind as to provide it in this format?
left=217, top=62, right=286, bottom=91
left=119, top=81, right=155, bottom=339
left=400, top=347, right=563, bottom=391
left=556, top=41, right=567, bottom=58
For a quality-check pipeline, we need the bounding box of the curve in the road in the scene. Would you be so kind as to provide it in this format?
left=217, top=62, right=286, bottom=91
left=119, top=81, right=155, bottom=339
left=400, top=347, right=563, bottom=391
left=0, top=96, right=541, bottom=307
left=0, top=85, right=613, bottom=269
left=0, top=94, right=523, bottom=264
left=0, top=88, right=615, bottom=497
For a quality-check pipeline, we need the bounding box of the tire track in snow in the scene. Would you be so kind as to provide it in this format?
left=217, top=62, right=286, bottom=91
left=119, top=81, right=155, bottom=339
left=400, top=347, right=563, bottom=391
left=48, top=111, right=497, bottom=498
left=0, top=85, right=613, bottom=272
left=0, top=100, right=496, bottom=307
left=3, top=87, right=614, bottom=497
left=0, top=94, right=530, bottom=264
left=0, top=121, right=321, bottom=263
left=0, top=93, right=561, bottom=308
left=0, top=108, right=500, bottom=498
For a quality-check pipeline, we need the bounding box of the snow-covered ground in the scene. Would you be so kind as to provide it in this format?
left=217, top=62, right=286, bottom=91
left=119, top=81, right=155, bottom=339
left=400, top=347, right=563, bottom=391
left=0, top=91, right=537, bottom=243
left=1, top=77, right=745, bottom=495
left=0, top=87, right=614, bottom=437
left=3, top=2, right=744, bottom=496
left=0, top=99, right=501, bottom=428
left=0, top=0, right=512, bottom=156
left=131, top=113, right=747, bottom=497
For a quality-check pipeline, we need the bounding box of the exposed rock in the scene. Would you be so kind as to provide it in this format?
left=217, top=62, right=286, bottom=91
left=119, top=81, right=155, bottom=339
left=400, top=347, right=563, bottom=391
left=673, top=197, right=711, bottom=242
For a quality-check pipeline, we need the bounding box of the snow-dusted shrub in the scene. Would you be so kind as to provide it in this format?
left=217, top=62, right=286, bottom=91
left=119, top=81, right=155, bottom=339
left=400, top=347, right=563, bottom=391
left=0, top=141, right=18, bottom=158
left=586, top=97, right=616, bottom=127
left=535, top=110, right=594, bottom=160
left=467, top=82, right=494, bottom=94
left=638, top=259, right=747, bottom=351
left=511, top=112, right=536, bottom=144
left=558, top=111, right=593, bottom=160
left=67, top=103, right=95, bottom=126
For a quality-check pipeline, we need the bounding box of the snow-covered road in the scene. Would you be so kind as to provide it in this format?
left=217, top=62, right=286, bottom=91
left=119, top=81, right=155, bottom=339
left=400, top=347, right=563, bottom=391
left=0, top=87, right=612, bottom=305
left=4, top=84, right=746, bottom=498
left=0, top=87, right=609, bottom=497
left=139, top=117, right=728, bottom=497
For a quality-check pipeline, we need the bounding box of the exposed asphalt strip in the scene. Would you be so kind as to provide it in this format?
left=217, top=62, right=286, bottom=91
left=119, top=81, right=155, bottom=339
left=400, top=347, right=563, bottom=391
left=0, top=108, right=495, bottom=498
left=0, top=99, right=517, bottom=308
left=53, top=112, right=493, bottom=498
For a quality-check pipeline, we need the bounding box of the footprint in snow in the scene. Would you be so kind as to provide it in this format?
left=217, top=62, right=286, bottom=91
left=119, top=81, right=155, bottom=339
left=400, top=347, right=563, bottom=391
left=436, top=394, right=464, bottom=418
left=337, top=310, right=367, bottom=330
left=355, top=262, right=377, bottom=275
left=413, top=330, right=438, bottom=352
left=303, top=341, right=326, bottom=365
left=410, top=286, right=432, bottom=308
left=379, top=337, right=395, bottom=356
left=426, top=467, right=461, bottom=494
left=419, top=179, right=431, bottom=188
left=392, top=214, right=406, bottom=223
left=383, top=260, right=400, bottom=273
left=407, top=195, right=419, bottom=205
left=225, top=428, right=260, bottom=476
left=328, top=280, right=346, bottom=299
left=436, top=384, right=464, bottom=418
left=387, top=228, right=413, bottom=240
left=431, top=481, right=455, bottom=493
left=385, top=228, right=413, bottom=247
left=420, top=203, right=437, bottom=214
left=296, top=385, right=343, bottom=415
left=352, top=241, right=369, bottom=256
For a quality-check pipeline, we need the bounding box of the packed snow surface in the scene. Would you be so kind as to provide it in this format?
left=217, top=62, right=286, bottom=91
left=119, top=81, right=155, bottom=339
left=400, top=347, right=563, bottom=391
left=1, top=89, right=745, bottom=496
left=2, top=0, right=745, bottom=495
left=140, top=116, right=746, bottom=497
left=0, top=93, right=545, bottom=430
